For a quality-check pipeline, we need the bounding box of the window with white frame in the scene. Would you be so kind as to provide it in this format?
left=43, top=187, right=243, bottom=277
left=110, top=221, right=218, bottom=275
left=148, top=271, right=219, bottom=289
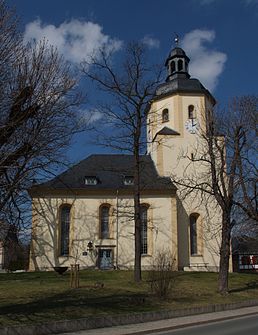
left=85, top=176, right=98, bottom=185
left=124, top=176, right=134, bottom=185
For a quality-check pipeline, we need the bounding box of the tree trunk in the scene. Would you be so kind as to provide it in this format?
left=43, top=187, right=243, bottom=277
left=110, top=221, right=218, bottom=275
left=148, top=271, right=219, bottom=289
left=134, top=120, right=142, bottom=282
left=218, top=211, right=231, bottom=294
left=134, top=189, right=141, bottom=282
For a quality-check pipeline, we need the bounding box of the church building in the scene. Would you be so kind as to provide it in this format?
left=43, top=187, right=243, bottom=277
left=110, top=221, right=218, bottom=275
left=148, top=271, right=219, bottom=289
left=29, top=43, right=221, bottom=272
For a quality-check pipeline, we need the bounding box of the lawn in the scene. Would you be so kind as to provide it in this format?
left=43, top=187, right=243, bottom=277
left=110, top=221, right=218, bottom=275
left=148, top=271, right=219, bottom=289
left=0, top=270, right=257, bottom=327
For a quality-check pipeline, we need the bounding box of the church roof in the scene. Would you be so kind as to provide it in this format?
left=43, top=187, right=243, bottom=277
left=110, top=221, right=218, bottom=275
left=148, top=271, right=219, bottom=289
left=155, top=44, right=216, bottom=105
left=155, top=77, right=216, bottom=105
left=156, top=126, right=180, bottom=136
left=165, top=47, right=190, bottom=66
left=30, top=154, right=176, bottom=194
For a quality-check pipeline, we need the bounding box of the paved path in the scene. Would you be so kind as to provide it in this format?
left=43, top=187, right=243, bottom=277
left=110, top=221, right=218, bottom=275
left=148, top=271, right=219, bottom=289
left=150, top=314, right=258, bottom=335
left=58, top=306, right=258, bottom=335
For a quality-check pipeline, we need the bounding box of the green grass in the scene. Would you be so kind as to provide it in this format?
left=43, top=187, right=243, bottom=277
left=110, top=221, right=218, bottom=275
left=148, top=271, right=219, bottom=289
left=0, top=270, right=257, bottom=327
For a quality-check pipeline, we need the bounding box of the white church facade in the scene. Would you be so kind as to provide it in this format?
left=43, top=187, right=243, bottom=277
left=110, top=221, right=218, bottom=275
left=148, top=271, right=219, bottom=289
left=29, top=44, right=222, bottom=272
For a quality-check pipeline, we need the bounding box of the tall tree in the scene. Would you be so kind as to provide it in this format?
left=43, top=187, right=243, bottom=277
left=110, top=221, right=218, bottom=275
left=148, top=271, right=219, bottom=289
left=231, top=97, right=258, bottom=222
left=82, top=43, right=162, bottom=281
left=0, top=0, right=84, bottom=231
left=171, top=96, right=257, bottom=294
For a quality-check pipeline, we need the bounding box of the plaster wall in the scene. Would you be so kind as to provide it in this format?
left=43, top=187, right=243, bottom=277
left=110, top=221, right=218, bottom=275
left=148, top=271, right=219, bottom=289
left=29, top=194, right=177, bottom=271
left=148, top=93, right=221, bottom=271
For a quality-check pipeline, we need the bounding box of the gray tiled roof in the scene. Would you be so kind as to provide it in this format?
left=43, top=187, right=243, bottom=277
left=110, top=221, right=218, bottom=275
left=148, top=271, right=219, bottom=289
left=31, top=155, right=176, bottom=193
left=156, top=78, right=215, bottom=104
left=165, top=47, right=190, bottom=66
left=156, top=127, right=180, bottom=136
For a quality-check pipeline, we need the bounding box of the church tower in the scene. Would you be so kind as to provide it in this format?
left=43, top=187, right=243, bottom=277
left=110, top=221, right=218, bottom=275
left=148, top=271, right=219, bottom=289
left=147, top=40, right=220, bottom=271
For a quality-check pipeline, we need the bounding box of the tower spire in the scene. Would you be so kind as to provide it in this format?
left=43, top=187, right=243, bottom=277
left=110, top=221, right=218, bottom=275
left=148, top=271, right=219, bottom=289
left=174, top=33, right=179, bottom=46
left=165, top=36, right=190, bottom=82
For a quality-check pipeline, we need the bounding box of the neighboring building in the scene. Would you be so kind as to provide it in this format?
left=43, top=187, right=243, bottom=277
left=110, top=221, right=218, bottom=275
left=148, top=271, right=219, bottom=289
left=232, top=237, right=258, bottom=272
left=29, top=43, right=222, bottom=272
left=0, top=222, right=19, bottom=270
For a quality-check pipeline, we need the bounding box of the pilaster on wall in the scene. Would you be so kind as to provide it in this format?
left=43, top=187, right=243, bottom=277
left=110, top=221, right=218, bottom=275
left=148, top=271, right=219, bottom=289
left=148, top=206, right=154, bottom=255
left=156, top=136, right=164, bottom=176
left=174, top=95, right=183, bottom=137
left=29, top=198, right=39, bottom=271
left=171, top=197, right=178, bottom=270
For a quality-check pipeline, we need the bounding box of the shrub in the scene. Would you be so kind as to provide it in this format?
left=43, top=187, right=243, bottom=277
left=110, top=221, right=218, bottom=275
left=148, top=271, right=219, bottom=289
left=147, top=249, right=177, bottom=299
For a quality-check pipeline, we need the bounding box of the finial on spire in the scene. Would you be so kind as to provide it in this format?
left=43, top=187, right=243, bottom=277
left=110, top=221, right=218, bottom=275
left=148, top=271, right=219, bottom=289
left=174, top=33, right=179, bottom=46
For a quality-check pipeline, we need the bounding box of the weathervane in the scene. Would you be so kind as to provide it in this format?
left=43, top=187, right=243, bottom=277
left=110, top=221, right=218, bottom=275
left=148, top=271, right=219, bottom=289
left=174, top=33, right=179, bottom=46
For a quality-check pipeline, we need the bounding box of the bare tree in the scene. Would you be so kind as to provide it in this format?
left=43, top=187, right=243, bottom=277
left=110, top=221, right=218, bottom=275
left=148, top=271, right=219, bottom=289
left=82, top=43, right=163, bottom=281
left=147, top=249, right=177, bottom=299
left=230, top=97, right=258, bottom=222
left=171, top=95, right=257, bottom=294
left=0, top=1, right=85, bottom=232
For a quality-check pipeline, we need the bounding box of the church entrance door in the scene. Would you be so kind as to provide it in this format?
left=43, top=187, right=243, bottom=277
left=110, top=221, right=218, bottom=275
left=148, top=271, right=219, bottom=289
left=99, top=249, right=113, bottom=269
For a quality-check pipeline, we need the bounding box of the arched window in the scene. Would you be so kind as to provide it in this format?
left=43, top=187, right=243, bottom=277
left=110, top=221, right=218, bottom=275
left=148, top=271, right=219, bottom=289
left=170, top=61, right=176, bottom=74
left=189, top=214, right=199, bottom=255
left=188, top=105, right=195, bottom=119
left=178, top=59, right=183, bottom=71
left=100, top=205, right=110, bottom=239
left=140, top=205, right=148, bottom=254
left=162, top=108, right=169, bottom=122
left=60, top=205, right=71, bottom=256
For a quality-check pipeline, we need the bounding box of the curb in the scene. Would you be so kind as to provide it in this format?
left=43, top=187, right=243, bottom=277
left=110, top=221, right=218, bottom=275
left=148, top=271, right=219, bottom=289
left=122, top=311, right=258, bottom=335
left=1, top=300, right=258, bottom=335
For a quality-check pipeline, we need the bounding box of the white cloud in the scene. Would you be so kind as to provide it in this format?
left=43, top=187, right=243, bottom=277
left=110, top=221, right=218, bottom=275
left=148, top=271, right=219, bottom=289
left=142, top=36, right=160, bottom=49
left=79, top=108, right=104, bottom=125
left=182, top=29, right=227, bottom=92
left=88, top=109, right=103, bottom=124
left=24, top=19, right=122, bottom=64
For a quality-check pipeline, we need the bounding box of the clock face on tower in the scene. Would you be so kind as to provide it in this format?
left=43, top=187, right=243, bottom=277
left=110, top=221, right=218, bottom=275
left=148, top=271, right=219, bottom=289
left=185, top=119, right=199, bottom=134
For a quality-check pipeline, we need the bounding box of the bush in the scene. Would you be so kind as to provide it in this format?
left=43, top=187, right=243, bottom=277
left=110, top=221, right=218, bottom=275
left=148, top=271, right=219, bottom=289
left=147, top=250, right=177, bottom=299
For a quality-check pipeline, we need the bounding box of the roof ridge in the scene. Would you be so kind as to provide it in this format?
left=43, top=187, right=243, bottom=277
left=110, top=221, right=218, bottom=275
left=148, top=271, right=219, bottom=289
left=29, top=155, right=176, bottom=193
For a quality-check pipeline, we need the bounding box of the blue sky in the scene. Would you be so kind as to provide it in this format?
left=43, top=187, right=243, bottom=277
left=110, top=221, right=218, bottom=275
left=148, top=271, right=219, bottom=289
left=6, top=0, right=258, bottom=163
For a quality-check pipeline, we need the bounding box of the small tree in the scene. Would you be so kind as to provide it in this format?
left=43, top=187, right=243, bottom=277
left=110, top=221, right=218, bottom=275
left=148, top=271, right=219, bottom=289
left=147, top=249, right=177, bottom=299
left=82, top=43, right=163, bottom=281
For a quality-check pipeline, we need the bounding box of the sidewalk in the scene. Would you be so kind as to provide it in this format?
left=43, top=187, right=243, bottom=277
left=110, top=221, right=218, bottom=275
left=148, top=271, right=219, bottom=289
left=1, top=301, right=258, bottom=335
left=59, top=306, right=258, bottom=335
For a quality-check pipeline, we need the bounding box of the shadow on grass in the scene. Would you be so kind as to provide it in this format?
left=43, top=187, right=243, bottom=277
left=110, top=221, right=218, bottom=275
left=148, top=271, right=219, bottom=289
left=230, top=279, right=258, bottom=293
left=0, top=271, right=70, bottom=282
left=0, top=289, right=150, bottom=321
